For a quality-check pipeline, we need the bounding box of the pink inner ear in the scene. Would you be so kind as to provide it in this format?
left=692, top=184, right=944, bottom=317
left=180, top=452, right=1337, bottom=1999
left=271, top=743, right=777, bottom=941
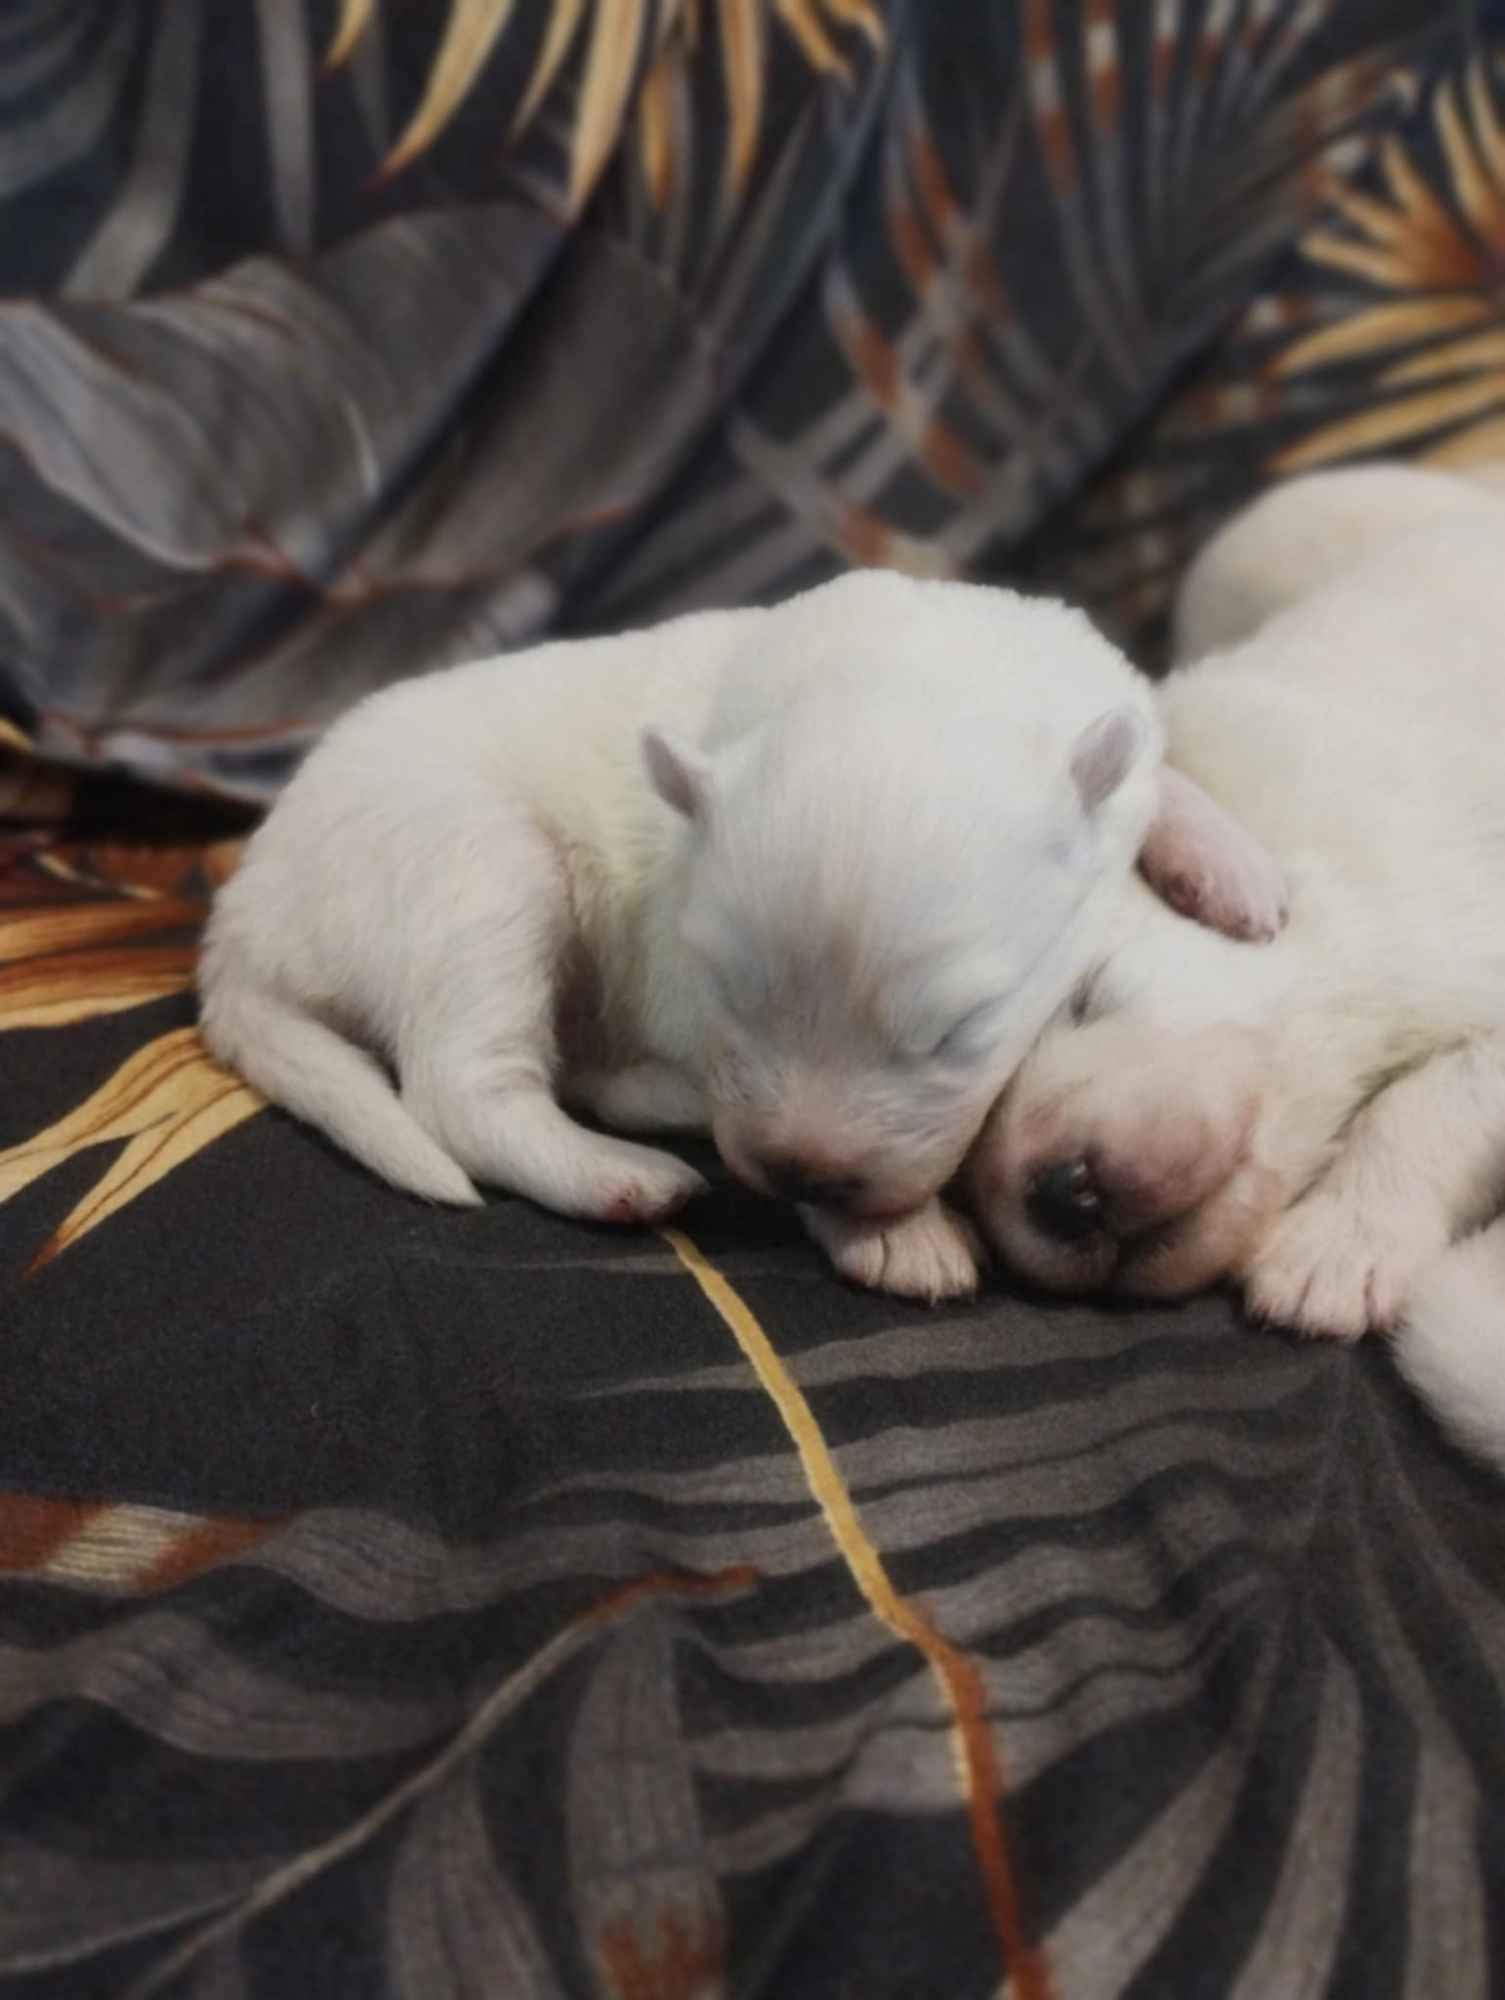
left=1070, top=708, right=1141, bottom=813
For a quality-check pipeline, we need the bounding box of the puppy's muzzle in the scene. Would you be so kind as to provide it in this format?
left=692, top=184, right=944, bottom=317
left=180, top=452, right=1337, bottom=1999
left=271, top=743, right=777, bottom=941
left=1026, top=1158, right=1107, bottom=1244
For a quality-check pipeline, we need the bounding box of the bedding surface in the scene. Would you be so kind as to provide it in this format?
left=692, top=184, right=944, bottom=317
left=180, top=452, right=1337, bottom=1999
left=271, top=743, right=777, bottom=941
left=4, top=815, right=1504, bottom=1997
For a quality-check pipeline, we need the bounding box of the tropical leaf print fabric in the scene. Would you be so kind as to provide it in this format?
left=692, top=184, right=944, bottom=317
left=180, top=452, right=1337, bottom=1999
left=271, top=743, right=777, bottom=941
left=6, top=930, right=1505, bottom=1998
left=1025, top=18, right=1505, bottom=657
left=0, top=0, right=1470, bottom=802
left=8, top=5, right=1505, bottom=1998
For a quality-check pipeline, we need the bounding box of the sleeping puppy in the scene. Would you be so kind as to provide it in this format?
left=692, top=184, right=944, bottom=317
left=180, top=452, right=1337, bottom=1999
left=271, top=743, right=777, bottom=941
left=965, top=466, right=1505, bottom=1463
left=200, top=569, right=1282, bottom=1299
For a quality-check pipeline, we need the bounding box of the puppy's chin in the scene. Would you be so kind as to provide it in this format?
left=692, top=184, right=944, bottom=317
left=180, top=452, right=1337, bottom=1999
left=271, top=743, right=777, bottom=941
left=716, top=1144, right=925, bottom=1221
left=719, top=1146, right=948, bottom=1222
left=985, top=1216, right=1120, bottom=1295
left=711, top=1110, right=962, bottom=1222
left=841, top=1188, right=936, bottom=1224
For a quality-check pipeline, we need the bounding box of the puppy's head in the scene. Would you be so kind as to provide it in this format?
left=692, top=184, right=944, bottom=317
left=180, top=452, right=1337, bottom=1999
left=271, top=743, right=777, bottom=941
left=644, top=658, right=1157, bottom=1221
left=964, top=1010, right=1275, bottom=1295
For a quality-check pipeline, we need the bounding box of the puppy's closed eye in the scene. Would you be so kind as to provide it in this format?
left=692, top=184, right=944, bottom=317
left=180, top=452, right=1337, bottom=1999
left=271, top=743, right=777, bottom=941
left=927, top=999, right=1002, bottom=1062
left=1068, top=973, right=1101, bottom=1026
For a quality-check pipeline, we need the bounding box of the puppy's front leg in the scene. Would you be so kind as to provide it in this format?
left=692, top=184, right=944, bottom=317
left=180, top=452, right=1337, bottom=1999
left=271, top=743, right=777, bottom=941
left=1243, top=1030, right=1505, bottom=1339
left=802, top=1199, right=984, bottom=1304
left=566, top=1061, right=709, bottom=1133
left=1139, top=768, right=1288, bottom=943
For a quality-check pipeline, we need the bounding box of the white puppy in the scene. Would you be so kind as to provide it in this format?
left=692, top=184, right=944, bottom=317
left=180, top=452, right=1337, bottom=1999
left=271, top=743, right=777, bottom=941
left=966, top=466, right=1505, bottom=1466
left=200, top=569, right=1282, bottom=1299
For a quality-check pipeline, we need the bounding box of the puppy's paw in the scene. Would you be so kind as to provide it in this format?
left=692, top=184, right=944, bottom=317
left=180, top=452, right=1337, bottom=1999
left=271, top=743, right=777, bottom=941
left=803, top=1199, right=985, bottom=1304
left=1141, top=769, right=1289, bottom=943
left=591, top=1150, right=709, bottom=1226
left=1241, top=1183, right=1449, bottom=1340
left=1155, top=843, right=1288, bottom=945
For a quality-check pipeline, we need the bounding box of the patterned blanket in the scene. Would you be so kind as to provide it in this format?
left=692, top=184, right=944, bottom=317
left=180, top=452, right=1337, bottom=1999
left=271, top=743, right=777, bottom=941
left=4, top=6, right=1505, bottom=1996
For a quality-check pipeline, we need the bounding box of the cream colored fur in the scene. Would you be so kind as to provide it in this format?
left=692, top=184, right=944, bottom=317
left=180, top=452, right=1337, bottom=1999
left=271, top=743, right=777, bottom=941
left=966, top=464, right=1505, bottom=1472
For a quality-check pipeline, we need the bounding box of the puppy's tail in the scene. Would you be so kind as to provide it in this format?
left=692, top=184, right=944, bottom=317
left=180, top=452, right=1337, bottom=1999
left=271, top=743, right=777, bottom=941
left=200, top=980, right=482, bottom=1208
left=1392, top=1219, right=1505, bottom=1474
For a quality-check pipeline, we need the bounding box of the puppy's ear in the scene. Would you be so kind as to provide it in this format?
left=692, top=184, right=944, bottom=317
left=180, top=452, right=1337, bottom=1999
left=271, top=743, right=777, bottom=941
left=1069, top=706, right=1146, bottom=815
left=643, top=728, right=715, bottom=821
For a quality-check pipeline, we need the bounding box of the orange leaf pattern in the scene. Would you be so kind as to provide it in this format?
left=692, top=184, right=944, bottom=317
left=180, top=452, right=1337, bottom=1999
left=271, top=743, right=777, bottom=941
left=1021, top=48, right=1505, bottom=655
left=1, top=833, right=258, bottom=1268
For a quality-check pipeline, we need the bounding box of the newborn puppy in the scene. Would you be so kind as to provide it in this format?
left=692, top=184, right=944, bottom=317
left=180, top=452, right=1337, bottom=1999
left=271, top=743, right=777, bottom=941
left=200, top=569, right=1282, bottom=1298
left=966, top=466, right=1505, bottom=1459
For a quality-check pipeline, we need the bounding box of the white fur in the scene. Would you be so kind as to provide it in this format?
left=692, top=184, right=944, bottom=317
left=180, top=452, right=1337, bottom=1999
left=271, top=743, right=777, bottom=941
left=1171, top=460, right=1505, bottom=662
left=967, top=465, right=1505, bottom=1469
left=201, top=569, right=1190, bottom=1297
left=1397, top=1219, right=1505, bottom=1471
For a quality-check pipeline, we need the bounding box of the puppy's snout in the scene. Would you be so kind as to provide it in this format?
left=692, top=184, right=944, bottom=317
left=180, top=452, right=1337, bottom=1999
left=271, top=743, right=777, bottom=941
left=1026, top=1158, right=1107, bottom=1243
left=757, top=1152, right=868, bottom=1209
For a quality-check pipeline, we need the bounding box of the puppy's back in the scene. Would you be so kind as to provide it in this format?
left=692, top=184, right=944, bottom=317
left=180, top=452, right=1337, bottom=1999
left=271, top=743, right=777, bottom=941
left=1172, top=463, right=1505, bottom=662
left=1156, top=503, right=1505, bottom=1031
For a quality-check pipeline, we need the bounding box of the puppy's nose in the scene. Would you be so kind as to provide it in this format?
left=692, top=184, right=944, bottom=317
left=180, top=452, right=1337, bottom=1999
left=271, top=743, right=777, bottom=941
left=1027, top=1158, right=1106, bottom=1243
left=757, top=1153, right=867, bottom=1208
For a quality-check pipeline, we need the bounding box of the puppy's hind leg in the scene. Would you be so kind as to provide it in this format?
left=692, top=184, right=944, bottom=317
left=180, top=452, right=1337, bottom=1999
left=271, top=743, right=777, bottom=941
left=1243, top=1029, right=1505, bottom=1339
left=398, top=828, right=707, bottom=1227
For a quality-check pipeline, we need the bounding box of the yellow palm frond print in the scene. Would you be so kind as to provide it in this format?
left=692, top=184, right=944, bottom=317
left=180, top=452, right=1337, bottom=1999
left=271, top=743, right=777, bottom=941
left=1, top=1028, right=261, bottom=1275
left=0, top=835, right=260, bottom=1273
left=1273, top=59, right=1505, bottom=475
left=326, top=0, right=884, bottom=215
